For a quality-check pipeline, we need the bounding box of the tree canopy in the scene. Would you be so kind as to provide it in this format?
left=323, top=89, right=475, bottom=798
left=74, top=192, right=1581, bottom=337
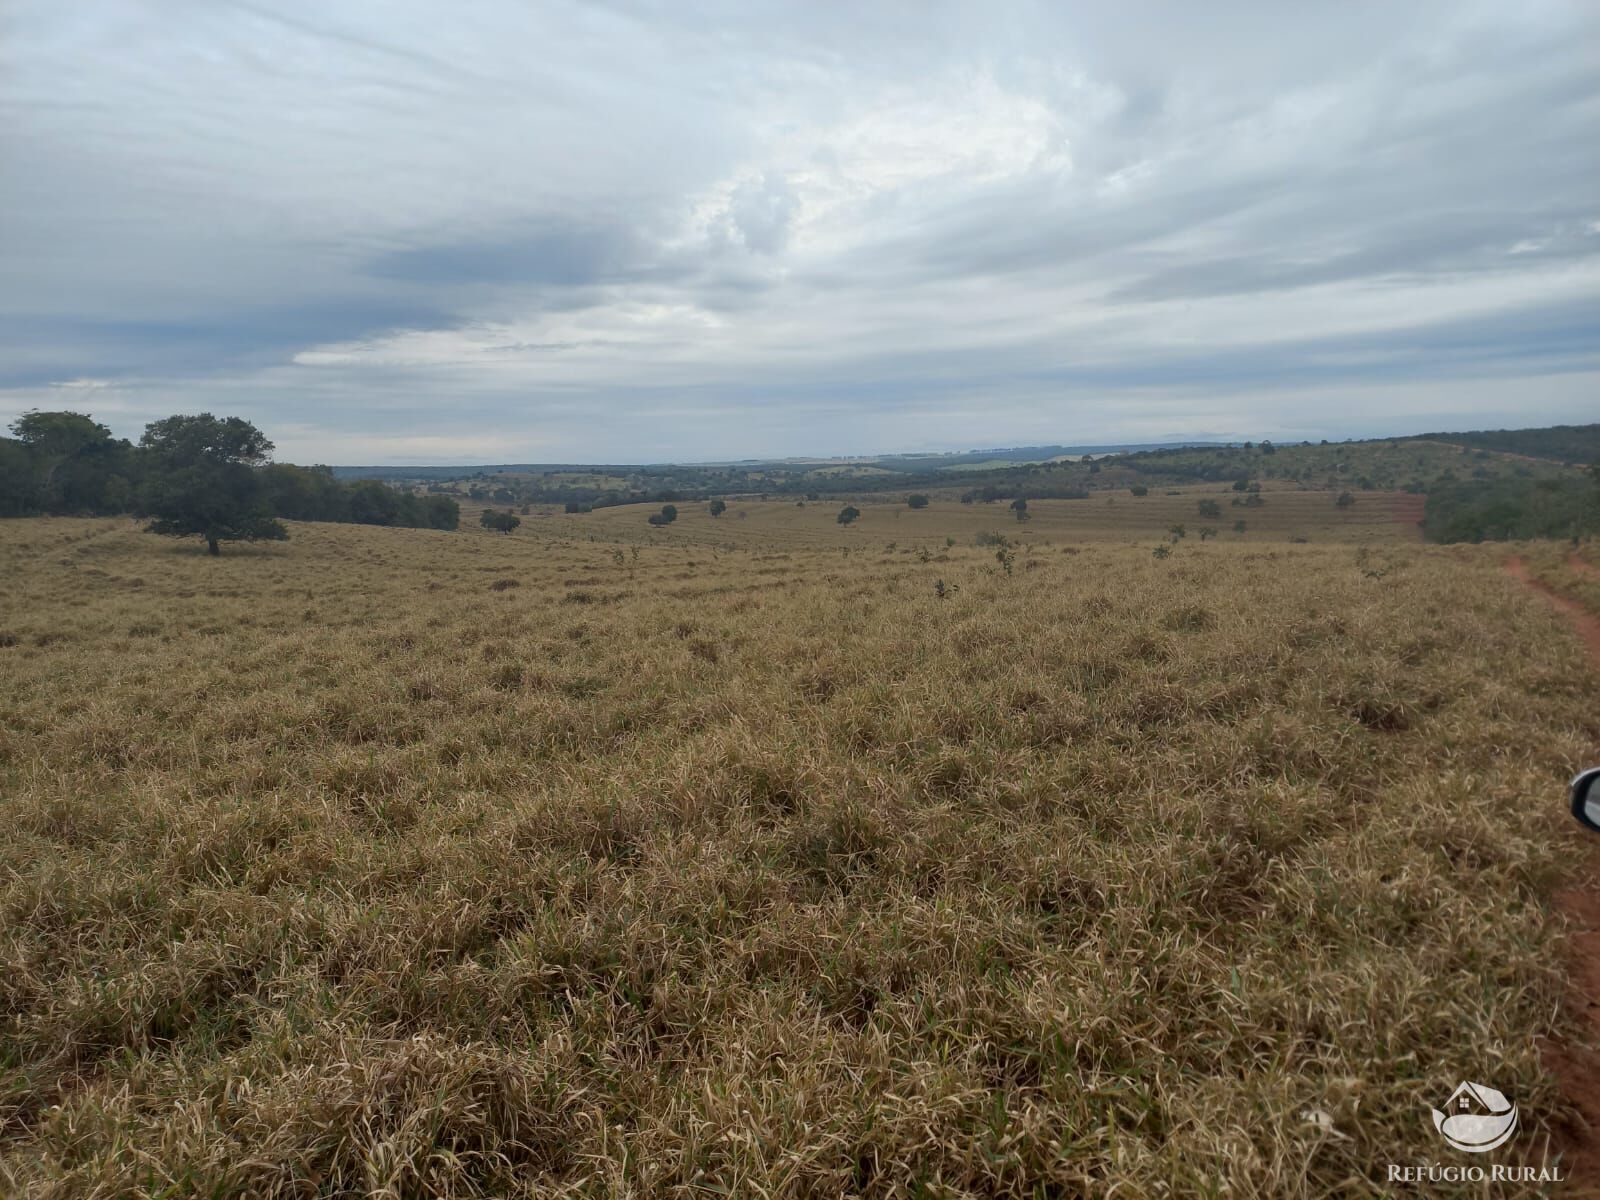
left=480, top=509, right=522, bottom=534
left=139, top=414, right=288, bottom=554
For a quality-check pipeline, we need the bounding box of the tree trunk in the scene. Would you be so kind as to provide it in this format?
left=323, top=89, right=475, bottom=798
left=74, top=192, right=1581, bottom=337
left=207, top=537, right=220, bottom=556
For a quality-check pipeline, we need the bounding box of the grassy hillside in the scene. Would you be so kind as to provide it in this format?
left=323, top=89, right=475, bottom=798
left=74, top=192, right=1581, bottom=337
left=1, top=513, right=1594, bottom=1193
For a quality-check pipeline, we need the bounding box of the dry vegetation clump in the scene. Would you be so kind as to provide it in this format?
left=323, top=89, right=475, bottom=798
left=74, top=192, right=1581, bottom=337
left=0, top=517, right=1595, bottom=1196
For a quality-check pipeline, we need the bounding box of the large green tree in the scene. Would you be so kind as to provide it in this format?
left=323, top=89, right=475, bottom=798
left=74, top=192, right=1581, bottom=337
left=8, top=410, right=131, bottom=512
left=139, top=414, right=287, bottom=555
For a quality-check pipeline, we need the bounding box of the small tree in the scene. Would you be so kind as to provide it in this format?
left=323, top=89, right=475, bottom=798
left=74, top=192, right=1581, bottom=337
left=138, top=414, right=287, bottom=555
left=708, top=499, right=727, bottom=517
left=1197, top=499, right=1222, bottom=519
left=1335, top=491, right=1355, bottom=509
left=647, top=504, right=678, bottom=526
left=1233, top=519, right=1247, bottom=534
left=1168, top=523, right=1187, bottom=542
left=907, top=493, right=930, bottom=509
left=1010, top=497, right=1029, bottom=522
left=1198, top=526, right=1217, bottom=541
left=1129, top=484, right=1148, bottom=497
left=837, top=505, right=861, bottom=525
left=480, top=508, right=521, bottom=534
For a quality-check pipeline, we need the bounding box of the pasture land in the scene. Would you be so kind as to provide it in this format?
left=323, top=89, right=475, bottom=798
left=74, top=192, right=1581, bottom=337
left=0, top=512, right=1596, bottom=1195
left=542, top=486, right=1422, bottom=551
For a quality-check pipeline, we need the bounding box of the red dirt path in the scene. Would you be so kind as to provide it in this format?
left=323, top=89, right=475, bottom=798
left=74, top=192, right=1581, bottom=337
left=1506, top=556, right=1600, bottom=1191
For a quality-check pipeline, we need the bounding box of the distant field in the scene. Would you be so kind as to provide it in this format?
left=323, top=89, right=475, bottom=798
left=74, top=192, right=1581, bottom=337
left=551, top=485, right=1422, bottom=550
left=1, top=516, right=1595, bottom=1194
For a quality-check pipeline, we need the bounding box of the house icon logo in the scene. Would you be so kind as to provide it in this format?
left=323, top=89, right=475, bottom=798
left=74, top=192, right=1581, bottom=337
left=1431, top=1081, right=1519, bottom=1153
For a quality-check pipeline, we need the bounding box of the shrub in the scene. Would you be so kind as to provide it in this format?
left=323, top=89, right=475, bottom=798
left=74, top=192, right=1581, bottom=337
left=907, top=494, right=930, bottom=509
left=1197, top=499, right=1222, bottom=519
left=708, top=499, right=727, bottom=517
left=1129, top=484, right=1149, bottom=497
left=837, top=506, right=861, bottom=525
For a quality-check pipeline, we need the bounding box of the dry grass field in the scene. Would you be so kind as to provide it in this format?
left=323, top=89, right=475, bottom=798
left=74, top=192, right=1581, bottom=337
left=1, top=510, right=1597, bottom=1195
left=550, top=487, right=1422, bottom=552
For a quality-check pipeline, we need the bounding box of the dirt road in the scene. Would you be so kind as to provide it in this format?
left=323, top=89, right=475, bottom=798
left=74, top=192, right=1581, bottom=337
left=1506, top=555, right=1600, bottom=1187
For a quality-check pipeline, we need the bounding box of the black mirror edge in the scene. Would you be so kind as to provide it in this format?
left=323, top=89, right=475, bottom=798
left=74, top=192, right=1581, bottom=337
left=1571, top=767, right=1600, bottom=834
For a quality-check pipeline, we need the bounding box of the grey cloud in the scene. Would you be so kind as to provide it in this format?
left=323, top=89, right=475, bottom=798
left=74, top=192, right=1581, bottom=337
left=369, top=219, right=658, bottom=287
left=0, top=1, right=1596, bottom=460
left=720, top=173, right=801, bottom=255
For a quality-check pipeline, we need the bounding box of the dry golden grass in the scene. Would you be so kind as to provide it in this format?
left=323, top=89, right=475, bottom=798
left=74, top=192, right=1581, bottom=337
left=0, top=513, right=1596, bottom=1196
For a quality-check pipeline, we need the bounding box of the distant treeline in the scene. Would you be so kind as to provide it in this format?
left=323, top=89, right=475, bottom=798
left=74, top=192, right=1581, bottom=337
left=0, top=410, right=458, bottom=531
left=1414, top=423, right=1600, bottom=464
left=1423, top=474, right=1599, bottom=543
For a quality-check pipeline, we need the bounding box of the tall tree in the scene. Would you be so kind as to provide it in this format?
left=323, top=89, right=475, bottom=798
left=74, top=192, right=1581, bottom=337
left=139, top=414, right=287, bottom=555
left=9, top=410, right=125, bottom=511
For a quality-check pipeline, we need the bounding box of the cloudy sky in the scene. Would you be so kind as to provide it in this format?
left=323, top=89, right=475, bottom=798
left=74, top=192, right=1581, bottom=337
left=2, top=1, right=1596, bottom=463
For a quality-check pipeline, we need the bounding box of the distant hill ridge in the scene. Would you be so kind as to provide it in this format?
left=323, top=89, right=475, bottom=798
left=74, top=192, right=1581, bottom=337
left=330, top=424, right=1598, bottom=482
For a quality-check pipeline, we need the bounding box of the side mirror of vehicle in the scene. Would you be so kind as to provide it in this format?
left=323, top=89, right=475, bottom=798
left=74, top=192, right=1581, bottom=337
left=1572, top=768, right=1600, bottom=834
